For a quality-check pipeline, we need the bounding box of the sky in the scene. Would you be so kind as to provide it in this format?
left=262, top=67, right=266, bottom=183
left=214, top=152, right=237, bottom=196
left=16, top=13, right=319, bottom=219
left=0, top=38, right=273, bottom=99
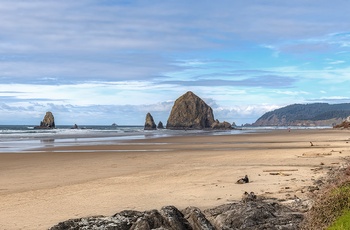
left=1, top=0, right=350, bottom=126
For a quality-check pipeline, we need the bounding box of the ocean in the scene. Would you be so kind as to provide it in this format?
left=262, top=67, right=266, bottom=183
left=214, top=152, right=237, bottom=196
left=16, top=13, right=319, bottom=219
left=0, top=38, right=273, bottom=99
left=0, top=125, right=245, bottom=152
left=0, top=125, right=330, bottom=152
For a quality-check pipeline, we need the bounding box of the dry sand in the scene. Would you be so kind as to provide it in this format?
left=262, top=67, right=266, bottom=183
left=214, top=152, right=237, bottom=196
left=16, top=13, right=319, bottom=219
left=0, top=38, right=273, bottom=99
left=1, top=129, right=350, bottom=229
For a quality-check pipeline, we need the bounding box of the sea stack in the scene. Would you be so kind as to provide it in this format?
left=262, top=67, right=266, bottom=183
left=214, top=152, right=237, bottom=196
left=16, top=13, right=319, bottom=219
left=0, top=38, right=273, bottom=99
left=166, top=91, right=215, bottom=130
left=144, top=112, right=157, bottom=130
left=34, top=111, right=55, bottom=129
left=157, top=121, right=164, bottom=129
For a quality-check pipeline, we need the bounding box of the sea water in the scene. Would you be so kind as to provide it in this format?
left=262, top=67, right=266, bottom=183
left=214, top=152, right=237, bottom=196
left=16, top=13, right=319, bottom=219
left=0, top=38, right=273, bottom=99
left=0, top=125, right=330, bottom=152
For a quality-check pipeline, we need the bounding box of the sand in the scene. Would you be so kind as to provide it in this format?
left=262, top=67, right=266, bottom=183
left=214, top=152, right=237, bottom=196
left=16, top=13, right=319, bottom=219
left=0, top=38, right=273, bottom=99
left=1, top=129, right=350, bottom=229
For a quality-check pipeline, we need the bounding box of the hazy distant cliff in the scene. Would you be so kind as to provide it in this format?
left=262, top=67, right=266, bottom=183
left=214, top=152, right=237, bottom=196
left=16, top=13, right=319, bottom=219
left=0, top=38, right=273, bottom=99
left=253, top=103, right=350, bottom=126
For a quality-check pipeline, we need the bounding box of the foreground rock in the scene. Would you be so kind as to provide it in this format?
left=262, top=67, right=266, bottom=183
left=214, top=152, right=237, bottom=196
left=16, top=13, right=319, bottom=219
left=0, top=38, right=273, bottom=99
left=204, top=201, right=303, bottom=229
left=34, top=111, right=55, bottom=129
left=144, top=112, right=157, bottom=130
left=50, top=199, right=304, bottom=230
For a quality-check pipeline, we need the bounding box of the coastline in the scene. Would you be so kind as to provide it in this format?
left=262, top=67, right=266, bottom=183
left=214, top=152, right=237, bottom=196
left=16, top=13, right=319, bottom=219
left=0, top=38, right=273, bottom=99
left=1, top=129, right=349, bottom=229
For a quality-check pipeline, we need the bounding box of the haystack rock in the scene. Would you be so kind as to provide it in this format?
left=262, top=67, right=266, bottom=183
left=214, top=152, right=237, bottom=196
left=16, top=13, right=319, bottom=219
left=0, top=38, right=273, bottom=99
left=166, top=91, right=215, bottom=130
left=144, top=112, right=157, bottom=130
left=34, top=111, right=55, bottom=129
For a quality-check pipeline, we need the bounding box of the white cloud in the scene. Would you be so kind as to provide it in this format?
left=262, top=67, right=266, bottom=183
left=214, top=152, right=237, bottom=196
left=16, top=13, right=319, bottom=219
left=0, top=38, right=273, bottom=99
left=1, top=1, right=350, bottom=125
left=327, top=60, right=345, bottom=65
left=272, top=90, right=310, bottom=96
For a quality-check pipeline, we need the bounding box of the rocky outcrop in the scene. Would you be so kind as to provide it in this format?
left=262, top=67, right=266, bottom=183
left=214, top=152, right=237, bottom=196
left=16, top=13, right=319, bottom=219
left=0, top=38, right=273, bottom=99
left=34, top=111, right=55, bottom=129
left=157, top=121, right=164, bottom=129
left=204, top=200, right=303, bottom=229
left=333, top=116, right=350, bottom=128
left=166, top=91, right=215, bottom=130
left=144, top=112, right=157, bottom=130
left=50, top=206, right=212, bottom=230
left=211, top=120, right=232, bottom=130
left=50, top=199, right=304, bottom=230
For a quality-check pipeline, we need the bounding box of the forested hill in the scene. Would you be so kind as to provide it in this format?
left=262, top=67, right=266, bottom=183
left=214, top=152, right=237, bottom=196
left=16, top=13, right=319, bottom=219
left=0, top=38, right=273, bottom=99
left=253, top=103, right=350, bottom=126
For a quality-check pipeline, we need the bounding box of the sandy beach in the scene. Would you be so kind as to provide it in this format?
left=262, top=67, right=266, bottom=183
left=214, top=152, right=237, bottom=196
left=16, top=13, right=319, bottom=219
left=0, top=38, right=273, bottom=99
left=1, top=129, right=350, bottom=229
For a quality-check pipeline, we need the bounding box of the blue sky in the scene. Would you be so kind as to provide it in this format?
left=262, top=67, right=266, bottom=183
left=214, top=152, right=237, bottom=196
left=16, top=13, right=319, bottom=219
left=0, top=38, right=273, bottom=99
left=1, top=0, right=350, bottom=125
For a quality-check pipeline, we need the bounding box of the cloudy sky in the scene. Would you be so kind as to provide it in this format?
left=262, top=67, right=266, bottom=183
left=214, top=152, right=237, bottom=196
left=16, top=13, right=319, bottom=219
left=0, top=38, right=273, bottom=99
left=1, top=0, right=350, bottom=125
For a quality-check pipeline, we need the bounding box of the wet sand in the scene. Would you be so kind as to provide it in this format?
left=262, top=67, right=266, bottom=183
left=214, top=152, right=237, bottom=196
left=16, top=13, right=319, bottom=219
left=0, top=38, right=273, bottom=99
left=1, top=129, right=350, bottom=229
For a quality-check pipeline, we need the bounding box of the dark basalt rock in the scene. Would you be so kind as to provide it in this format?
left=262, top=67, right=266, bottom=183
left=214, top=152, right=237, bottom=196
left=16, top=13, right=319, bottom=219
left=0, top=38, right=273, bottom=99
left=204, top=201, right=303, bottom=230
left=34, top=111, right=55, bottom=129
left=211, top=120, right=233, bottom=130
left=144, top=112, right=157, bottom=130
left=166, top=91, right=215, bottom=130
left=50, top=199, right=304, bottom=230
left=50, top=206, right=194, bottom=230
left=157, top=121, right=164, bottom=129
left=183, top=206, right=215, bottom=230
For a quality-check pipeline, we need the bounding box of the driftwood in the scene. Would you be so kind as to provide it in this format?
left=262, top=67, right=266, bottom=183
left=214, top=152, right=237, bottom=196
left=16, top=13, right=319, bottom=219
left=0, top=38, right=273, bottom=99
left=269, top=172, right=292, bottom=176
left=263, top=169, right=298, bottom=172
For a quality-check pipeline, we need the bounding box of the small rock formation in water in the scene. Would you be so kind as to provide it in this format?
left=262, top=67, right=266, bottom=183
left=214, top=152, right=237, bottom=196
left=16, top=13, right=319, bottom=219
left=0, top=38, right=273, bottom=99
left=166, top=91, right=215, bottom=130
left=157, top=121, right=164, bottom=129
left=34, top=111, right=55, bottom=129
left=211, top=119, right=232, bottom=130
left=144, top=112, right=157, bottom=130
left=71, top=124, right=78, bottom=129
left=50, top=198, right=304, bottom=230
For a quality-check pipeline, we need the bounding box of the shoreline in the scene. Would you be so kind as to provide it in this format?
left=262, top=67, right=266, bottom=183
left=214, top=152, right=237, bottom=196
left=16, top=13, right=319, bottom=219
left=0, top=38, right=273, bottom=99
left=1, top=129, right=349, bottom=229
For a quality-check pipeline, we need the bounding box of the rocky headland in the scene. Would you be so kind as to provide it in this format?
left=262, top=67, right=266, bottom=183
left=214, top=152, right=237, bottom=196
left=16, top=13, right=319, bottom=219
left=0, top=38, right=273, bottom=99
left=166, top=91, right=232, bottom=130
left=253, top=103, right=350, bottom=127
left=34, top=111, right=55, bottom=129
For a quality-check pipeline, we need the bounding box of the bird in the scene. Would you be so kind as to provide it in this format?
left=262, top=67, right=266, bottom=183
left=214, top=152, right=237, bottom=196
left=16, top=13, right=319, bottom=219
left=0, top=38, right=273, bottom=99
left=236, top=175, right=249, bottom=184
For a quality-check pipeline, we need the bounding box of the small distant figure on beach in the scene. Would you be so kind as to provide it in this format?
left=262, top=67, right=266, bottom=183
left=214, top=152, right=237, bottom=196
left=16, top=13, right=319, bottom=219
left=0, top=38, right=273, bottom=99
left=236, top=175, right=249, bottom=184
